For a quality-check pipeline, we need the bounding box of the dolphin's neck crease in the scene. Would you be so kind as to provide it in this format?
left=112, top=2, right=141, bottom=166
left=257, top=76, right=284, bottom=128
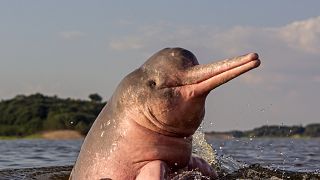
left=123, top=118, right=193, bottom=167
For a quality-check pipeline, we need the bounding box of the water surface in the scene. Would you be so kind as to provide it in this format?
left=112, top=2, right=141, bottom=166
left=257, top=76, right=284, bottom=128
left=0, top=139, right=82, bottom=170
left=208, top=138, right=320, bottom=172
left=0, top=137, right=319, bottom=179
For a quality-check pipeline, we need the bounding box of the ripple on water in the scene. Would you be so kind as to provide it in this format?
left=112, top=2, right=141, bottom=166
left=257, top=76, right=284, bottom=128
left=0, top=139, right=83, bottom=169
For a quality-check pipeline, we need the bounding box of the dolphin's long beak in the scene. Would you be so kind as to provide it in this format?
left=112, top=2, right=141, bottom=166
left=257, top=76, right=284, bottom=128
left=181, top=53, right=260, bottom=97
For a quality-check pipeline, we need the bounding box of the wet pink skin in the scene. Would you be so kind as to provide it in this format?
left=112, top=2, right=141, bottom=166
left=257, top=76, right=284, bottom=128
left=70, top=48, right=260, bottom=180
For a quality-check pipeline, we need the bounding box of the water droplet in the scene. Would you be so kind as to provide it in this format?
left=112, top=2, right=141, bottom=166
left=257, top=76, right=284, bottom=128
left=174, top=172, right=178, bottom=174
left=106, top=120, right=111, bottom=126
left=174, top=162, right=178, bottom=166
left=101, top=131, right=104, bottom=137
left=219, top=146, right=223, bottom=150
left=70, top=121, right=74, bottom=124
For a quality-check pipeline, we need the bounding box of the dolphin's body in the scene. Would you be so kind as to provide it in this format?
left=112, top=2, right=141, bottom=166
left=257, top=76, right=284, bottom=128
left=70, top=48, right=260, bottom=179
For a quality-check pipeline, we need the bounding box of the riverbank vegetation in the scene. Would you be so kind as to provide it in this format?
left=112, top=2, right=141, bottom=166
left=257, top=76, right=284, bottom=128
left=206, top=124, right=320, bottom=138
left=0, top=93, right=105, bottom=137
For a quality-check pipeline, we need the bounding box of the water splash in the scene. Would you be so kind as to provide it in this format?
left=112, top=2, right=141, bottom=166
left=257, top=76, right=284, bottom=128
left=169, top=130, right=218, bottom=179
left=191, top=129, right=251, bottom=176
left=192, top=130, right=217, bottom=166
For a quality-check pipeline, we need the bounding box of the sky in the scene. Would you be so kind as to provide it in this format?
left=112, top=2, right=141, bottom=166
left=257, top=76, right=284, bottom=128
left=1, top=1, right=319, bottom=131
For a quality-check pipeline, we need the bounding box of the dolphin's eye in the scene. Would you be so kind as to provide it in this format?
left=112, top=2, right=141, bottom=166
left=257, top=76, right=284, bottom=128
left=147, top=80, right=156, bottom=88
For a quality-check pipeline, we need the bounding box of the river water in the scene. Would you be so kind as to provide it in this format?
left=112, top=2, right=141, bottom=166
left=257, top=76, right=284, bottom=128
left=0, top=137, right=319, bottom=179
left=208, top=138, right=320, bottom=172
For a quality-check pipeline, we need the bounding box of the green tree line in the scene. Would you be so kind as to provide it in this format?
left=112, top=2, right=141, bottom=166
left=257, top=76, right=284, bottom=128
left=0, top=93, right=105, bottom=136
left=207, top=124, right=320, bottom=138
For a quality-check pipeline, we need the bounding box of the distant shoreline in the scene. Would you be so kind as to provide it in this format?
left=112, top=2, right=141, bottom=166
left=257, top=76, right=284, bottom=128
left=1, top=129, right=320, bottom=140
left=205, top=124, right=320, bottom=139
left=0, top=93, right=105, bottom=138
left=204, top=133, right=319, bottom=140
left=0, top=130, right=84, bottom=140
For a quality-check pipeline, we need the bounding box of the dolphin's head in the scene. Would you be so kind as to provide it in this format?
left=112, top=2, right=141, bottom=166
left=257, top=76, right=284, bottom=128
left=115, top=48, right=260, bottom=137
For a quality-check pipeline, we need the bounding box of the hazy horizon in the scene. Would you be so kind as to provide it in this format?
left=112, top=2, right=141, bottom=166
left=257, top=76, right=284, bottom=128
left=1, top=1, right=320, bottom=131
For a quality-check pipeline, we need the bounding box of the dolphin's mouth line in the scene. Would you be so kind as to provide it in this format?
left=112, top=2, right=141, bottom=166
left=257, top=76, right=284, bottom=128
left=160, top=59, right=260, bottom=90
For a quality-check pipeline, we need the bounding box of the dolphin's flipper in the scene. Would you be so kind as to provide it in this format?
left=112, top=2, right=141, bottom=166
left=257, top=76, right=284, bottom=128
left=136, top=160, right=168, bottom=180
left=188, top=155, right=218, bottom=178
